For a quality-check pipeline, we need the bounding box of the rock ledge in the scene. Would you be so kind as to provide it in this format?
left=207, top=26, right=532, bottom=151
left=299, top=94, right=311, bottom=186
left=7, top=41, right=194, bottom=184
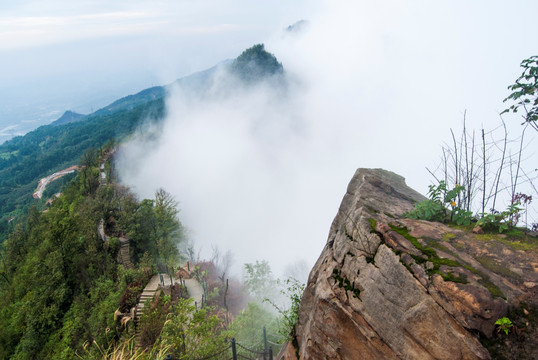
left=278, top=168, right=538, bottom=359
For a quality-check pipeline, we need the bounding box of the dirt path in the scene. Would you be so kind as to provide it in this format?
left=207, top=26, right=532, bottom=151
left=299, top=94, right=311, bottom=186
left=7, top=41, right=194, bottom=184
left=183, top=278, right=204, bottom=309
left=33, top=165, right=79, bottom=199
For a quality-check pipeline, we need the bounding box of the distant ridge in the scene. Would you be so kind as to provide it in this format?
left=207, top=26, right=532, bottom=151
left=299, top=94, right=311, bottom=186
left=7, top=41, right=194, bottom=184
left=51, top=110, right=85, bottom=126
left=0, top=43, right=284, bottom=243
left=51, top=47, right=275, bottom=125
left=91, top=63, right=225, bottom=118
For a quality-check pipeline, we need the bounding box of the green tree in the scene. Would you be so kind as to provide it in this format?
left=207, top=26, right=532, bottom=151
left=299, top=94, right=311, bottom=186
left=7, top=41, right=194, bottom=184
left=264, top=278, right=305, bottom=342
left=229, top=302, right=283, bottom=352
left=154, top=188, right=183, bottom=271
left=243, top=260, right=277, bottom=302
left=159, top=298, right=229, bottom=359
left=503, top=55, right=538, bottom=131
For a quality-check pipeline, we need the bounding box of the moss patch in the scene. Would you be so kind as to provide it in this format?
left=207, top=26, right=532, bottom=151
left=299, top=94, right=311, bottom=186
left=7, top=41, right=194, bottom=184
left=453, top=241, right=467, bottom=250
left=366, top=206, right=379, bottom=214
left=473, top=229, right=537, bottom=251
left=461, top=264, right=505, bottom=299
left=424, top=238, right=457, bottom=257
left=499, top=236, right=538, bottom=251
left=389, top=225, right=437, bottom=259
left=390, top=225, right=504, bottom=297
left=368, top=218, right=377, bottom=232
left=503, top=228, right=526, bottom=239
left=476, top=256, right=520, bottom=279
left=440, top=271, right=468, bottom=284
left=332, top=268, right=360, bottom=299
left=447, top=223, right=474, bottom=232
left=480, top=280, right=505, bottom=299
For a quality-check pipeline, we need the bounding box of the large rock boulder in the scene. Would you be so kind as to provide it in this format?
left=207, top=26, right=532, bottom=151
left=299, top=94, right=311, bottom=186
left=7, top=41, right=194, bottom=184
left=278, top=168, right=538, bottom=359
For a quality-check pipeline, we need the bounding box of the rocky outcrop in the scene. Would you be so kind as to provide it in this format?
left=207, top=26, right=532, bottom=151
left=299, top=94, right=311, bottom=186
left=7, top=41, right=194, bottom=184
left=278, top=168, right=538, bottom=359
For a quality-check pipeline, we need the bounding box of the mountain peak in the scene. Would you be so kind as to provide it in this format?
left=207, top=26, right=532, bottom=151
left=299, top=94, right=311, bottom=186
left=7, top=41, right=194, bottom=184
left=51, top=110, right=85, bottom=126
left=230, top=44, right=283, bottom=82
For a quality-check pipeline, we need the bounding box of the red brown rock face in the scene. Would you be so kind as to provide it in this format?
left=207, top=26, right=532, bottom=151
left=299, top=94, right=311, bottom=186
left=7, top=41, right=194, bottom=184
left=278, top=168, right=537, bottom=360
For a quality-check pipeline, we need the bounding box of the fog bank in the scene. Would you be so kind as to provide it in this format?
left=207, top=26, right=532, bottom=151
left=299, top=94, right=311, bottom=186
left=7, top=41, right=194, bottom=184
left=117, top=1, right=538, bottom=276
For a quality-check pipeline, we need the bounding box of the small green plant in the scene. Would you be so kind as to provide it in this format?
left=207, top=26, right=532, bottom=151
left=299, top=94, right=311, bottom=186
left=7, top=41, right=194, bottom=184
left=405, top=181, right=448, bottom=222
left=264, top=278, right=305, bottom=341
left=494, top=317, right=513, bottom=335
left=406, top=197, right=445, bottom=222
left=407, top=181, right=529, bottom=232
left=406, top=181, right=472, bottom=225
left=451, top=207, right=473, bottom=226
left=476, top=203, right=522, bottom=233
left=477, top=213, right=507, bottom=233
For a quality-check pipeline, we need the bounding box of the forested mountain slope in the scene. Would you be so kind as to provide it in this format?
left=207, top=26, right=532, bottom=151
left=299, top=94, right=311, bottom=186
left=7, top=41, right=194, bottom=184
left=0, top=146, right=184, bottom=359
left=0, top=43, right=288, bottom=359
left=0, top=44, right=282, bottom=243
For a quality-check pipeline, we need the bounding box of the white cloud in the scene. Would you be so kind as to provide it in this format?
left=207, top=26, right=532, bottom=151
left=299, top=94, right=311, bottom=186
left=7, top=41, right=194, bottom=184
left=0, top=11, right=171, bottom=51
left=0, top=0, right=308, bottom=51
left=0, top=124, right=22, bottom=137
left=116, top=1, right=538, bottom=278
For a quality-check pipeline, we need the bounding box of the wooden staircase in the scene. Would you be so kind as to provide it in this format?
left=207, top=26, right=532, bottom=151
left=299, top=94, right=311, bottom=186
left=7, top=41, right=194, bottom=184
left=134, top=274, right=162, bottom=348
left=117, top=237, right=134, bottom=269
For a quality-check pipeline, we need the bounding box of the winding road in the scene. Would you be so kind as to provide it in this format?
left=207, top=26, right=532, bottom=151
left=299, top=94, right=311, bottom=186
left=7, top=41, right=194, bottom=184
left=33, top=165, right=79, bottom=199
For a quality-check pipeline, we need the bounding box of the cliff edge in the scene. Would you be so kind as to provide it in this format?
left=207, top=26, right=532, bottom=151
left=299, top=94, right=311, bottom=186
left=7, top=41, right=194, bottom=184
left=279, top=168, right=537, bottom=359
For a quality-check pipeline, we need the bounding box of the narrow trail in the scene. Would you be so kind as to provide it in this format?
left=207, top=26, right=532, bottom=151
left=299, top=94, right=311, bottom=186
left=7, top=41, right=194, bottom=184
left=117, top=237, right=134, bottom=269
left=96, top=148, right=134, bottom=269
left=183, top=278, right=204, bottom=309
left=134, top=274, right=162, bottom=347
left=134, top=271, right=205, bottom=347
left=94, top=149, right=206, bottom=346
left=99, top=162, right=107, bottom=186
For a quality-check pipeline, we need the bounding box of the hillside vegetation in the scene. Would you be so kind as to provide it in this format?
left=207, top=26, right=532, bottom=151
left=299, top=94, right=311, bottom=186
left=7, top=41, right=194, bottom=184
left=0, top=44, right=300, bottom=359
left=0, top=98, right=165, bottom=241
left=0, top=145, right=184, bottom=359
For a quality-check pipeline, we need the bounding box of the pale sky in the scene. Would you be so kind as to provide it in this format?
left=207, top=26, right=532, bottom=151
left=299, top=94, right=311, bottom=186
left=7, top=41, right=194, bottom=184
left=0, top=0, right=309, bottom=141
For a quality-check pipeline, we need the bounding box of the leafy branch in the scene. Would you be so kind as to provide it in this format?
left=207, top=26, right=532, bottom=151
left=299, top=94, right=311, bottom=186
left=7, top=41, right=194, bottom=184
left=503, top=55, right=538, bottom=132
